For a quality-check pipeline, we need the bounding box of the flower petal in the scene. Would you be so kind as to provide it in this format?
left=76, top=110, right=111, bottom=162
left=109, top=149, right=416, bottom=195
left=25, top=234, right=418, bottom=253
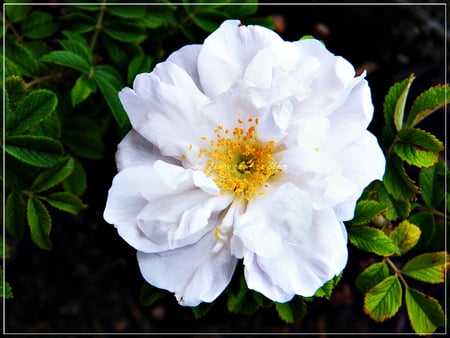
left=198, top=20, right=283, bottom=97
left=137, top=231, right=238, bottom=306
left=167, top=44, right=203, bottom=91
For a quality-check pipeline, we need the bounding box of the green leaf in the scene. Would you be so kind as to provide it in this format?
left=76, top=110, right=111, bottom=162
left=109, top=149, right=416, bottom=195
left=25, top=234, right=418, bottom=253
left=5, top=75, right=26, bottom=112
left=313, top=273, right=342, bottom=299
left=356, top=262, right=390, bottom=294
left=348, top=200, right=389, bottom=226
left=4, top=135, right=63, bottom=167
left=227, top=275, right=260, bottom=315
left=224, top=0, right=258, bottom=17
left=406, top=84, right=449, bottom=128
left=27, top=197, right=52, bottom=250
left=5, top=4, right=32, bottom=23
left=46, top=192, right=86, bottom=215
left=107, top=5, right=146, bottom=18
left=7, top=89, right=58, bottom=134
left=419, top=161, right=446, bottom=208
left=191, top=10, right=226, bottom=33
left=59, top=13, right=97, bottom=33
left=139, top=283, right=167, bottom=307
left=6, top=191, right=26, bottom=239
left=405, top=287, right=445, bottom=335
left=41, top=51, right=91, bottom=73
left=389, top=220, right=421, bottom=255
left=31, top=156, right=75, bottom=193
left=127, top=53, right=152, bottom=86
left=5, top=37, right=39, bottom=77
left=192, top=302, right=214, bottom=319
left=71, top=74, right=97, bottom=106
left=275, top=297, right=307, bottom=323
left=21, top=10, right=58, bottom=39
left=252, top=291, right=273, bottom=309
left=103, top=21, right=147, bottom=43
left=0, top=267, right=13, bottom=299
left=34, top=112, right=61, bottom=140
left=59, top=39, right=92, bottom=66
left=408, top=212, right=435, bottom=252
left=402, top=252, right=449, bottom=283
left=348, top=225, right=400, bottom=256
left=63, top=159, right=87, bottom=196
left=363, top=276, right=402, bottom=322
left=383, top=154, right=417, bottom=201
left=393, top=128, right=443, bottom=168
left=94, top=65, right=130, bottom=133
left=1, top=237, right=11, bottom=259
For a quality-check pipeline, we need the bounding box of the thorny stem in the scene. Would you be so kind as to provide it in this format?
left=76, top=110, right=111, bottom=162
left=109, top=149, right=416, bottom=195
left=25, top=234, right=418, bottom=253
left=90, top=0, right=107, bottom=50
left=384, top=257, right=408, bottom=288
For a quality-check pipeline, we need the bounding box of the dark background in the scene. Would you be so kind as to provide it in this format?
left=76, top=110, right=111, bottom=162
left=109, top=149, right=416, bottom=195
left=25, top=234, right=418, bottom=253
left=4, top=2, right=447, bottom=334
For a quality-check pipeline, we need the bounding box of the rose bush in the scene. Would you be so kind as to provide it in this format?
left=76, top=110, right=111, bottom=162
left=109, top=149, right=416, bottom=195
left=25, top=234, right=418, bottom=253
left=104, top=19, right=385, bottom=306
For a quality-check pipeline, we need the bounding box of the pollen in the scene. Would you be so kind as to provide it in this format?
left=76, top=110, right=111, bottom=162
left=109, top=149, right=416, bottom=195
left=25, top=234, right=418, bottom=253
left=199, top=118, right=282, bottom=201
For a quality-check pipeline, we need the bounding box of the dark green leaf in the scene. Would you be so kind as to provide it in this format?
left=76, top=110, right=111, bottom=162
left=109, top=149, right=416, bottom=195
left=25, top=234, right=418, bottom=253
left=191, top=10, right=226, bottom=32
left=1, top=237, right=11, bottom=259
left=389, top=220, right=421, bottom=255
left=46, top=192, right=87, bottom=215
left=252, top=291, right=273, bottom=308
left=5, top=75, right=26, bottom=112
left=103, top=21, right=147, bottom=43
left=348, top=200, right=389, bottom=226
left=22, top=41, right=50, bottom=60
left=419, top=161, right=446, bottom=208
left=0, top=268, right=13, bottom=299
left=383, top=154, right=417, bottom=201
left=41, top=51, right=91, bottom=73
left=348, top=225, right=400, bottom=256
left=27, top=197, right=52, bottom=250
left=356, top=262, right=390, bottom=294
left=127, top=53, right=152, bottom=86
left=224, top=0, right=258, bottom=17
left=408, top=212, right=435, bottom=252
left=406, top=84, right=449, bottom=128
left=59, top=39, right=92, bottom=66
left=31, top=156, right=75, bottom=193
left=227, top=275, right=260, bottom=315
left=59, top=13, right=97, bottom=33
left=21, top=10, right=58, bottom=39
left=71, top=74, right=97, bottom=106
left=405, top=287, right=445, bottom=335
left=393, top=128, right=443, bottom=168
left=5, top=4, right=32, bottom=23
left=107, top=6, right=146, bottom=18
left=275, top=297, right=307, bottom=323
left=139, top=283, right=167, bottom=307
left=4, top=135, right=63, bottom=167
left=363, top=276, right=402, bottom=322
left=192, top=302, right=214, bottom=319
left=5, top=37, right=39, bottom=77
left=6, top=191, right=26, bottom=239
left=373, top=180, right=412, bottom=221
left=34, top=112, right=62, bottom=140
left=63, top=159, right=87, bottom=196
left=7, top=89, right=58, bottom=134
left=141, top=6, right=175, bottom=28
left=402, top=252, right=449, bottom=284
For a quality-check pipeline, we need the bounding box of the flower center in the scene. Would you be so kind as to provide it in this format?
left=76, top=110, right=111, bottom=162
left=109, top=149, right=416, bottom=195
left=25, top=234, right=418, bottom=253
left=198, top=118, right=282, bottom=201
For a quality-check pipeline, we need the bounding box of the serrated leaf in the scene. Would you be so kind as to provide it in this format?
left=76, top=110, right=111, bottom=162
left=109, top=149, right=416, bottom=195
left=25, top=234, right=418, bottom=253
left=5, top=4, right=32, bottom=23
left=348, top=225, right=400, bottom=256
left=389, top=220, right=421, bottom=255
left=408, top=212, right=435, bottom=252
left=356, top=262, right=390, bottom=294
left=402, top=252, right=449, bottom=283
left=364, top=276, right=402, bottom=322
left=107, top=5, right=146, bottom=18
left=4, top=135, right=63, bottom=167
left=0, top=267, right=13, bottom=299
left=6, top=191, right=26, bottom=239
left=94, top=65, right=130, bottom=133
left=5, top=75, right=26, bottom=112
left=31, top=156, right=75, bottom=193
left=59, top=13, right=97, bottom=33
left=7, top=89, right=58, bottom=134
left=27, top=197, right=52, bottom=250
left=5, top=37, right=39, bottom=77
left=383, top=154, right=417, bottom=201
left=275, top=297, right=307, bottom=323
left=41, top=51, right=91, bottom=73
left=71, top=74, right=97, bottom=106
left=393, top=128, right=443, bottom=168
left=103, top=21, right=147, bottom=43
left=227, top=275, right=260, bottom=315
left=405, top=287, right=445, bottom=335
left=34, top=112, right=61, bottom=140
left=63, top=159, right=87, bottom=196
left=252, top=291, right=273, bottom=309
left=46, top=192, right=86, bottom=215
left=59, top=39, right=92, bottom=66
left=139, top=283, right=167, bottom=307
left=127, top=53, right=152, bottom=86
left=406, top=84, right=449, bottom=128
left=419, top=161, right=446, bottom=208
left=348, top=200, right=389, bottom=226
left=21, top=10, right=58, bottom=39
left=192, top=302, right=214, bottom=319
left=313, top=273, right=342, bottom=299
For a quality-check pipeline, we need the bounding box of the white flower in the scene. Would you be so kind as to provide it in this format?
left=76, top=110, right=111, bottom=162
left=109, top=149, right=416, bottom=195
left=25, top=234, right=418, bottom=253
left=104, top=20, right=386, bottom=306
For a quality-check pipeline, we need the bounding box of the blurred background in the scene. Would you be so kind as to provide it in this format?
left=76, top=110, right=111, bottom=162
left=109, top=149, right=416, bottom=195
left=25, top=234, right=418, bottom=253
left=4, top=1, right=447, bottom=334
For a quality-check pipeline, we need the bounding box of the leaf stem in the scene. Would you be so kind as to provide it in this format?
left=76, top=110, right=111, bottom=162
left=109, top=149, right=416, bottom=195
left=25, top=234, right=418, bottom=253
left=416, top=203, right=447, bottom=218
left=6, top=20, right=23, bottom=42
left=90, top=0, right=107, bottom=50
left=384, top=257, right=408, bottom=288
left=25, top=72, right=65, bottom=90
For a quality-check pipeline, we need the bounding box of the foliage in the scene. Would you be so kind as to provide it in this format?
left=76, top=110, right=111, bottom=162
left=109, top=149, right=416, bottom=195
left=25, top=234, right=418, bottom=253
left=2, top=1, right=447, bottom=335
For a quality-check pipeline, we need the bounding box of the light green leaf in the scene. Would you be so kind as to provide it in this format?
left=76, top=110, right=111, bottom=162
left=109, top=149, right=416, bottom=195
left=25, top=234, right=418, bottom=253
left=46, top=192, right=86, bottom=215
left=356, top=262, right=390, bottom=294
left=31, top=156, right=75, bottom=193
left=275, top=297, right=307, bottom=323
left=7, top=89, right=58, bottom=134
left=0, top=267, right=13, bottom=299
left=63, top=159, right=87, bottom=196
left=27, top=197, right=52, bottom=250
left=6, top=191, right=26, bottom=239
left=383, top=154, right=418, bottom=201
left=364, top=276, right=402, bottom=322
left=348, top=225, right=400, bottom=256
left=139, top=283, right=167, bottom=307
left=4, top=135, right=63, bottom=167
left=71, top=74, right=97, bottom=106
left=313, top=273, right=342, bottom=299
left=41, top=51, right=91, bottom=73
left=5, top=4, right=32, bottom=23
left=348, top=200, right=389, bottom=226
left=389, top=220, right=421, bottom=255
left=20, top=10, right=58, bottom=39
left=393, top=128, right=443, bottom=168
left=127, top=53, right=152, bottom=85
left=405, top=287, right=445, bottom=335
left=402, top=252, right=449, bottom=283
left=103, top=21, right=147, bottom=43
left=406, top=84, right=449, bottom=128
left=419, top=161, right=446, bottom=208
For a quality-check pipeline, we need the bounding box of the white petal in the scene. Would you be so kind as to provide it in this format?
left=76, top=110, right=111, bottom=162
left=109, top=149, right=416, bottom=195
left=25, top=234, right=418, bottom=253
left=198, top=20, right=283, bottom=97
left=137, top=231, right=238, bottom=306
left=167, top=44, right=202, bottom=90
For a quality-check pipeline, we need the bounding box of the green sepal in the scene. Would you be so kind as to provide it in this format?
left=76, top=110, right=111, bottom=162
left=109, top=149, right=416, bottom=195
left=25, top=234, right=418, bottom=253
left=275, top=297, right=307, bottom=324
left=363, top=275, right=402, bottom=322
left=355, top=262, right=390, bottom=294
left=402, top=252, right=449, bottom=284
left=27, top=197, right=52, bottom=250
left=348, top=225, right=400, bottom=256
